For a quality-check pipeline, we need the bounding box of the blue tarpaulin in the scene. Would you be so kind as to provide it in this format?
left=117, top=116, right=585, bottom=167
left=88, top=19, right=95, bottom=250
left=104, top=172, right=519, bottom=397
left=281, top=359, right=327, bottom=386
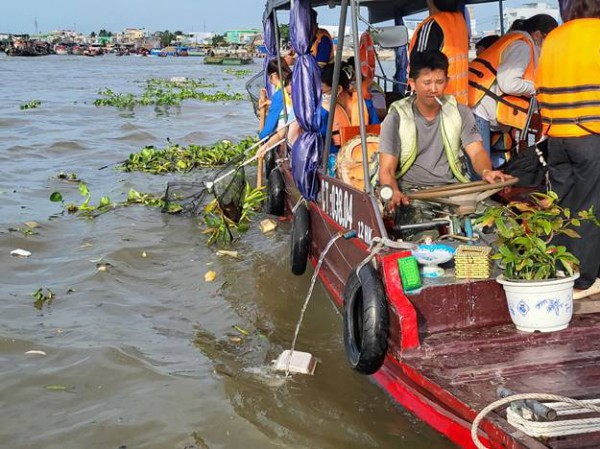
left=262, top=10, right=277, bottom=97
left=290, top=0, right=323, bottom=201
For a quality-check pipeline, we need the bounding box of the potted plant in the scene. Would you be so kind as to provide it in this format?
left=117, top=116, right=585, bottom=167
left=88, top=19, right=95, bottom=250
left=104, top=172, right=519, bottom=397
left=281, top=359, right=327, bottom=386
left=477, top=191, right=599, bottom=332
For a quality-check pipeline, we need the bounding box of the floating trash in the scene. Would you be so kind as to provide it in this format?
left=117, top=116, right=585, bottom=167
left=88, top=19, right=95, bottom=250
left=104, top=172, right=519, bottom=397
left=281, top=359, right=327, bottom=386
left=260, top=219, right=277, bottom=233
left=11, top=249, right=31, bottom=257
left=25, top=350, right=46, bottom=356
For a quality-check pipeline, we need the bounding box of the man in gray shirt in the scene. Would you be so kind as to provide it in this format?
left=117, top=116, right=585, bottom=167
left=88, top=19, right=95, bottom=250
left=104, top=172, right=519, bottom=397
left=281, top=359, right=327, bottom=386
left=379, top=50, right=506, bottom=210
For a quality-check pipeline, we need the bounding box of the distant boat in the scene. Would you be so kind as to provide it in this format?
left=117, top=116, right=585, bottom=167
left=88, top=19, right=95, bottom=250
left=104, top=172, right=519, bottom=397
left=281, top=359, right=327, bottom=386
left=187, top=46, right=207, bottom=57
left=5, top=39, right=51, bottom=57
left=54, top=44, right=69, bottom=55
left=204, top=55, right=253, bottom=65
left=148, top=48, right=165, bottom=57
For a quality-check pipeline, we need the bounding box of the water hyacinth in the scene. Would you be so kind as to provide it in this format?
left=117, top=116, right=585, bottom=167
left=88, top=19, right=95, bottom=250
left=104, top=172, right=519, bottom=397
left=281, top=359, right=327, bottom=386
left=94, top=77, right=244, bottom=108
left=121, top=136, right=258, bottom=174
left=223, top=68, right=252, bottom=78
left=20, top=100, right=41, bottom=110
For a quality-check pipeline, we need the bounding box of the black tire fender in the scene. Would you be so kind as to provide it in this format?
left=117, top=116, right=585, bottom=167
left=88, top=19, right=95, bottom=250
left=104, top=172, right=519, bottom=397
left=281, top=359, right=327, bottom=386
left=265, top=167, right=285, bottom=216
left=290, top=203, right=310, bottom=275
left=264, top=147, right=276, bottom=181
left=343, top=264, right=389, bottom=375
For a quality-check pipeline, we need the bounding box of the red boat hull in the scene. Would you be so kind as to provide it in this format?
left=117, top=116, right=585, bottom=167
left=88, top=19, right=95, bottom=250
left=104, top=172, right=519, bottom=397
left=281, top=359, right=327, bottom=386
left=275, top=154, right=600, bottom=449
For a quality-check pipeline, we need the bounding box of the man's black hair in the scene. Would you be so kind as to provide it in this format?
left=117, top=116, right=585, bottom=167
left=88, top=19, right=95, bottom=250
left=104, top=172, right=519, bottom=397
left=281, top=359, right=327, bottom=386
left=475, top=35, right=500, bottom=50
left=521, top=14, right=559, bottom=35
left=266, top=58, right=291, bottom=76
left=409, top=50, right=449, bottom=79
left=430, top=0, right=461, bottom=13
left=321, top=63, right=351, bottom=91
left=310, top=8, right=318, bottom=24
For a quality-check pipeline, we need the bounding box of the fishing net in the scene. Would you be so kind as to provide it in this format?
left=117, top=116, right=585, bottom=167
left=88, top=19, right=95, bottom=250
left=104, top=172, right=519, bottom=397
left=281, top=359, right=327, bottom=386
left=161, top=152, right=248, bottom=223
left=162, top=181, right=207, bottom=216
left=245, top=70, right=264, bottom=118
left=212, top=163, right=246, bottom=223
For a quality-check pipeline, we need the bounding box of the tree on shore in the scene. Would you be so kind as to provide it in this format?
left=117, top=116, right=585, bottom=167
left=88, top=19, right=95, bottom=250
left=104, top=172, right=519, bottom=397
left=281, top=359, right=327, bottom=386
left=278, top=24, right=290, bottom=42
left=211, top=34, right=227, bottom=47
left=159, top=30, right=175, bottom=47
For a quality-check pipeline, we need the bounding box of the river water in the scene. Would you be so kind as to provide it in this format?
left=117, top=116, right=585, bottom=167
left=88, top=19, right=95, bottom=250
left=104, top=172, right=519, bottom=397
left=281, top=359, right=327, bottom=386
left=0, top=54, right=454, bottom=449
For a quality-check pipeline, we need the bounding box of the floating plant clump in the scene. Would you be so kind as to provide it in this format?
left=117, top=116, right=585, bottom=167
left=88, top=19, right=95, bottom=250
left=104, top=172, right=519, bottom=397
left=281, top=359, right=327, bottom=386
left=94, top=77, right=244, bottom=108
left=121, top=136, right=257, bottom=174
left=50, top=181, right=266, bottom=246
left=20, top=100, right=41, bottom=110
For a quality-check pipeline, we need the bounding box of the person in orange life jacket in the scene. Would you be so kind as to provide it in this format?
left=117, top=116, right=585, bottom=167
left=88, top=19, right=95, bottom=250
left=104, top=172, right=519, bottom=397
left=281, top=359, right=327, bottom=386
left=409, top=0, right=470, bottom=105
left=258, top=58, right=292, bottom=140
left=310, top=8, right=334, bottom=68
left=346, top=56, right=383, bottom=124
left=535, top=0, right=600, bottom=296
left=469, top=14, right=558, bottom=169
left=320, top=62, right=376, bottom=175
left=475, top=35, right=500, bottom=56
left=379, top=50, right=507, bottom=210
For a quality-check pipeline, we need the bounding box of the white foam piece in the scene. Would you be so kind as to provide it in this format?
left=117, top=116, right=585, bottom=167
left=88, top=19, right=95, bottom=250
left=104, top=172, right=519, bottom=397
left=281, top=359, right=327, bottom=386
left=273, top=350, right=316, bottom=375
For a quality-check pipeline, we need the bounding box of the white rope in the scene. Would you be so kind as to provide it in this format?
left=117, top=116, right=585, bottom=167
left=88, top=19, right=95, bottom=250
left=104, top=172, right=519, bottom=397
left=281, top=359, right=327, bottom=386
left=354, top=236, right=417, bottom=277
left=471, top=394, right=600, bottom=449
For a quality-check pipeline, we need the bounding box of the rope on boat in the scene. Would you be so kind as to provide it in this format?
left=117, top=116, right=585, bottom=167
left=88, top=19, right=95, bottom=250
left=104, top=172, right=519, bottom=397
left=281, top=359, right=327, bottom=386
left=471, top=393, right=600, bottom=449
left=439, top=234, right=479, bottom=242
left=286, top=231, right=352, bottom=376
left=356, top=236, right=417, bottom=278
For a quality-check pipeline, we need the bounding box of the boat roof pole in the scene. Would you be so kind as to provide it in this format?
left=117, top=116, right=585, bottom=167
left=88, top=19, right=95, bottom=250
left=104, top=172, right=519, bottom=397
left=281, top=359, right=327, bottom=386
left=273, top=11, right=289, bottom=123
left=350, top=0, right=372, bottom=194
left=323, top=0, right=349, bottom=170
left=498, top=0, right=505, bottom=35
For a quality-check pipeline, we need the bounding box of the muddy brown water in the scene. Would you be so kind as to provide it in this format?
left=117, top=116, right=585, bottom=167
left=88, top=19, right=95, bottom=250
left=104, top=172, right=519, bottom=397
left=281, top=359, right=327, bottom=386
left=0, top=54, right=455, bottom=449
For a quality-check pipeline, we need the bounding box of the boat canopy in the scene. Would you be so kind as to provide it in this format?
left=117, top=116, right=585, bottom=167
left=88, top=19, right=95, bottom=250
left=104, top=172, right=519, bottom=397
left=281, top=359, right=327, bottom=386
left=265, top=0, right=502, bottom=23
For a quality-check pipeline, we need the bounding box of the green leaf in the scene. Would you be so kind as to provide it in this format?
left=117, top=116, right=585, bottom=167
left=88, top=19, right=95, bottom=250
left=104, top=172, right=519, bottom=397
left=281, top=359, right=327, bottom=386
left=50, top=192, right=63, bottom=202
left=99, top=196, right=111, bottom=207
left=561, top=228, right=581, bottom=239
left=78, top=182, right=89, bottom=197
left=495, top=218, right=511, bottom=238
left=540, top=220, right=552, bottom=235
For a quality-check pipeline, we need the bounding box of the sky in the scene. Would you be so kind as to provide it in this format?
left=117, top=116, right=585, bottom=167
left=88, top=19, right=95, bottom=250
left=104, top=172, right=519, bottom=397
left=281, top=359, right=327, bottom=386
left=2, top=0, right=557, bottom=35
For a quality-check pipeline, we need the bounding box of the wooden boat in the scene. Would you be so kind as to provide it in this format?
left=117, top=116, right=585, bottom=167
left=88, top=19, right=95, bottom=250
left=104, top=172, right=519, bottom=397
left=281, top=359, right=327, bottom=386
left=204, top=55, right=253, bottom=65
left=54, top=44, right=69, bottom=55
left=257, top=1, right=600, bottom=448
left=5, top=39, right=51, bottom=56
left=71, top=45, right=84, bottom=56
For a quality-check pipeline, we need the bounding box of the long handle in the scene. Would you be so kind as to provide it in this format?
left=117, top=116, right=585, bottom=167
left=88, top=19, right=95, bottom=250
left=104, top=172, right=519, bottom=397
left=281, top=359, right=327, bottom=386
left=240, top=118, right=295, bottom=157
left=258, top=88, right=268, bottom=132
left=206, top=138, right=285, bottom=189
left=257, top=157, right=264, bottom=189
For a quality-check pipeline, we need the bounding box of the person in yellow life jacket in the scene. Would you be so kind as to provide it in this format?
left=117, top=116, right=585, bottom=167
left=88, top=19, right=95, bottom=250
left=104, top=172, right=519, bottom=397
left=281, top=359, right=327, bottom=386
left=310, top=8, right=334, bottom=68
left=469, top=14, right=558, bottom=168
left=535, top=0, right=600, bottom=298
left=379, top=50, right=506, bottom=210
left=409, top=0, right=469, bottom=105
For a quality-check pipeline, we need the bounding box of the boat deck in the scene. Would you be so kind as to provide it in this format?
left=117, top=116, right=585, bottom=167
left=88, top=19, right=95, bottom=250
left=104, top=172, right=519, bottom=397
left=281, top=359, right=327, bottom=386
left=402, top=309, right=600, bottom=448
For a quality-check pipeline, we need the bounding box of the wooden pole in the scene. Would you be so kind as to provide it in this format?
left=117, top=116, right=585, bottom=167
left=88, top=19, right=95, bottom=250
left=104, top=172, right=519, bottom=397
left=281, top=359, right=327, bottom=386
left=257, top=156, right=264, bottom=189
left=258, top=88, right=268, bottom=132
left=257, top=88, right=268, bottom=188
